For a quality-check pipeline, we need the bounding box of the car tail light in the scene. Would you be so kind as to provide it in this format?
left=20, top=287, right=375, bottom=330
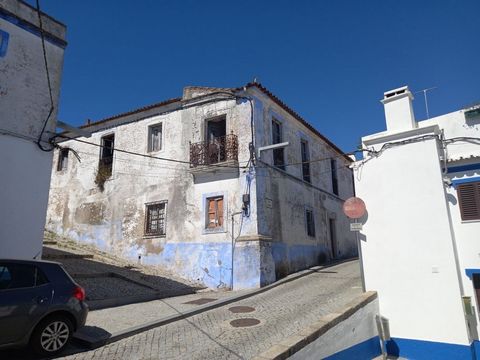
left=73, top=285, right=86, bottom=301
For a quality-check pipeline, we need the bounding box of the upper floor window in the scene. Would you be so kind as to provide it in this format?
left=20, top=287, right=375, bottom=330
left=331, top=158, right=338, bottom=196
left=272, top=119, right=285, bottom=171
left=148, top=124, right=163, bottom=152
left=301, top=140, right=310, bottom=183
left=145, top=201, right=167, bottom=236
left=57, top=148, right=69, bottom=171
left=457, top=181, right=480, bottom=221
left=99, top=134, right=115, bottom=177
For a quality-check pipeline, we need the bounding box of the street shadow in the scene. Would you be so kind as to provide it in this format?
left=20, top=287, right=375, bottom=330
left=43, top=246, right=201, bottom=307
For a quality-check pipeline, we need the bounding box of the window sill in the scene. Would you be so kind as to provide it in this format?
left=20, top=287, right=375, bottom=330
left=143, top=234, right=166, bottom=238
left=202, top=228, right=227, bottom=235
left=461, top=219, right=480, bottom=224
left=147, top=149, right=165, bottom=155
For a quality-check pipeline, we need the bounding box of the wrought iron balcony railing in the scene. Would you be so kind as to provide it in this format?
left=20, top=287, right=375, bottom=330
left=190, top=134, right=238, bottom=168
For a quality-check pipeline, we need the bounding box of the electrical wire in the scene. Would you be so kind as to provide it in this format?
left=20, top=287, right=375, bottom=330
left=54, top=133, right=249, bottom=169
left=35, top=0, right=56, bottom=152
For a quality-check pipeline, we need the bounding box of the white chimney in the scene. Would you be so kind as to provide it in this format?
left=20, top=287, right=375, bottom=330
left=381, top=86, right=416, bottom=132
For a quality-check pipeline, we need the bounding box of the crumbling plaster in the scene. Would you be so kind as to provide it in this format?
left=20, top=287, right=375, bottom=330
left=47, top=86, right=356, bottom=289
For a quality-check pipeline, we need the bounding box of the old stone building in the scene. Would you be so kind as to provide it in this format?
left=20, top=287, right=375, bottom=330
left=47, top=83, right=357, bottom=289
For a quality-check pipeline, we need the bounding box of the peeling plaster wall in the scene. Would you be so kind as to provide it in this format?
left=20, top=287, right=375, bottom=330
left=250, top=88, right=357, bottom=279
left=0, top=1, right=65, bottom=259
left=47, top=95, right=256, bottom=289
left=47, top=86, right=355, bottom=289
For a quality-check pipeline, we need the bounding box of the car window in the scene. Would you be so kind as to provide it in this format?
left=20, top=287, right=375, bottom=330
left=0, top=264, right=35, bottom=290
left=0, top=265, right=12, bottom=290
left=35, top=267, right=49, bottom=286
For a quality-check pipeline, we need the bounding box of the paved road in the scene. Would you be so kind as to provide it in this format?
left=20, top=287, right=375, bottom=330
left=3, top=260, right=361, bottom=360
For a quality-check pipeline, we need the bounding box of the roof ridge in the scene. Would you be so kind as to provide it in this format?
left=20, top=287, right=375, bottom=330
left=244, top=82, right=351, bottom=162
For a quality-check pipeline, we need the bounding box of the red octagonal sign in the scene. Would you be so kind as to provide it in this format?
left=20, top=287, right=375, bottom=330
left=343, top=197, right=366, bottom=219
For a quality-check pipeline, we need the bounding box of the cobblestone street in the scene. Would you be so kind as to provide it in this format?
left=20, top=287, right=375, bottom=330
left=2, top=260, right=361, bottom=360
left=71, top=260, right=360, bottom=360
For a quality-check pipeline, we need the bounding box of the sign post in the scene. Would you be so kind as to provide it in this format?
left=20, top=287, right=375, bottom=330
left=343, top=197, right=367, bottom=292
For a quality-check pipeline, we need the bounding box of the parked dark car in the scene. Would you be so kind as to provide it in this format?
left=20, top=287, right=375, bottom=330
left=0, top=259, right=88, bottom=356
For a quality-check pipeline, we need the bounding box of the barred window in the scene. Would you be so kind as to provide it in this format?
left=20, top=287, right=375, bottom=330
left=457, top=182, right=480, bottom=221
left=145, top=202, right=167, bottom=236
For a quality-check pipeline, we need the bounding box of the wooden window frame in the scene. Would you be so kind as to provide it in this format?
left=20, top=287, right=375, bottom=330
left=206, top=196, right=224, bottom=229
left=301, top=140, right=311, bottom=183
left=457, top=181, right=480, bottom=221
left=144, top=201, right=167, bottom=237
left=148, top=123, right=163, bottom=153
left=57, top=148, right=69, bottom=172
left=272, top=118, right=285, bottom=171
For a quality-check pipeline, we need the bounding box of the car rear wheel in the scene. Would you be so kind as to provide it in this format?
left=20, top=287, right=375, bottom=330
left=30, top=314, right=73, bottom=356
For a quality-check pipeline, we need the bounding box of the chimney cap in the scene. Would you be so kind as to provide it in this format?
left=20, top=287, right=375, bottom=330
left=381, top=85, right=413, bottom=104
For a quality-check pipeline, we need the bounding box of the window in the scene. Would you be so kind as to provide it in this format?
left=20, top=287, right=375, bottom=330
left=272, top=119, right=285, bottom=170
left=57, top=148, right=69, bottom=171
left=145, top=202, right=167, bottom=236
left=99, top=134, right=115, bottom=177
left=0, top=264, right=49, bottom=290
left=206, top=196, right=224, bottom=229
left=305, top=209, right=315, bottom=237
left=331, top=158, right=338, bottom=195
left=457, top=182, right=480, bottom=221
left=301, top=140, right=310, bottom=183
left=148, top=124, right=162, bottom=152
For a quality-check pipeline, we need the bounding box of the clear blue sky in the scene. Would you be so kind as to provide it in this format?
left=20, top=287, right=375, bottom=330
left=36, top=0, right=480, bottom=152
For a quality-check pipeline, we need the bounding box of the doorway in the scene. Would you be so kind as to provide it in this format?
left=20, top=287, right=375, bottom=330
left=329, top=218, right=337, bottom=259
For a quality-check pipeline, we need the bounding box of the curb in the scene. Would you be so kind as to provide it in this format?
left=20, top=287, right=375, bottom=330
left=252, top=291, right=378, bottom=360
left=73, top=257, right=358, bottom=349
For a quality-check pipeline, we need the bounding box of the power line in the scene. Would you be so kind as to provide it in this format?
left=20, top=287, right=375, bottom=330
left=55, top=133, right=249, bottom=169
left=35, top=0, right=56, bottom=152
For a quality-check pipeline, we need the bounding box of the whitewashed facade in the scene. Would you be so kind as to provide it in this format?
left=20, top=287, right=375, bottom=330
left=354, top=86, right=480, bottom=359
left=47, top=84, right=357, bottom=289
left=0, top=0, right=66, bottom=259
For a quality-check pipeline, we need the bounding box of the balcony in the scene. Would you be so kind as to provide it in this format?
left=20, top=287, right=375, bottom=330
left=189, top=134, right=239, bottom=181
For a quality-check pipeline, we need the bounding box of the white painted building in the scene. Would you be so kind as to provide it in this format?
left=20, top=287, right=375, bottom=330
left=354, top=86, right=480, bottom=359
left=46, top=83, right=357, bottom=289
left=0, top=0, right=66, bottom=259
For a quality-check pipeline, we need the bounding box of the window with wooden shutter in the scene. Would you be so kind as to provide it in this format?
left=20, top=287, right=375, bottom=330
left=207, top=197, right=224, bottom=228
left=457, top=182, right=480, bottom=221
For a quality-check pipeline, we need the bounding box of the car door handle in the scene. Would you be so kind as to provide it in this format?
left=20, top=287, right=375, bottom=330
left=35, top=296, right=48, bottom=304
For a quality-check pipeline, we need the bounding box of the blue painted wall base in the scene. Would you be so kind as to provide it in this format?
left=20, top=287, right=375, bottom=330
left=386, top=337, right=477, bottom=360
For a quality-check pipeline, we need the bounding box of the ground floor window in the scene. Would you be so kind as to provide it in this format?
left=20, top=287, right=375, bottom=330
left=145, top=201, right=167, bottom=236
left=207, top=196, right=224, bottom=229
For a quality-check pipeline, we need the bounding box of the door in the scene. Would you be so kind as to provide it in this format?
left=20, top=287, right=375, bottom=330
left=206, top=117, right=226, bottom=143
left=0, top=263, right=52, bottom=345
left=206, top=117, right=226, bottom=164
left=329, top=218, right=337, bottom=259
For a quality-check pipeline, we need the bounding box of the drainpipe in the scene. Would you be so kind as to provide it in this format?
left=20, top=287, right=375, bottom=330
left=231, top=211, right=244, bottom=290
